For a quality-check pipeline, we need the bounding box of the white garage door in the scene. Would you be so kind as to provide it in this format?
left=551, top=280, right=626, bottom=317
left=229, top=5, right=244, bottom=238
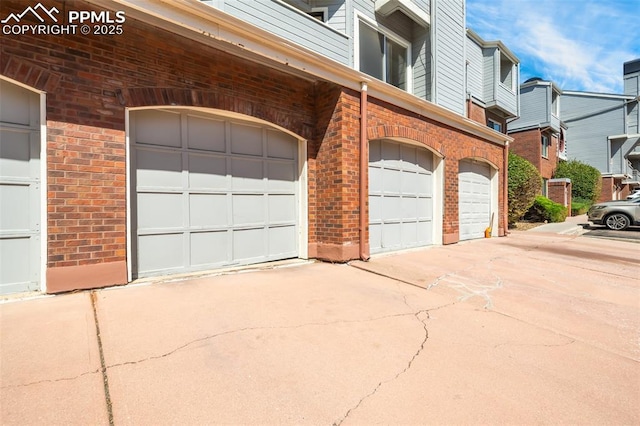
left=459, top=160, right=491, bottom=241
left=369, top=140, right=434, bottom=254
left=131, top=109, right=299, bottom=278
left=0, top=80, right=41, bottom=294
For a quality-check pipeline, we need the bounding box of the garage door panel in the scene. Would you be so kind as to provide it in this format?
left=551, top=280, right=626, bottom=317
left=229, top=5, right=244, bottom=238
left=0, top=130, right=31, bottom=177
left=369, top=140, right=435, bottom=254
left=190, top=231, right=228, bottom=266
left=269, top=226, right=297, bottom=256
left=382, top=195, right=402, bottom=221
left=0, top=81, right=41, bottom=294
left=137, top=193, right=183, bottom=230
left=231, top=158, right=265, bottom=191
left=382, top=168, right=402, bottom=194
left=382, top=141, right=401, bottom=162
left=0, top=238, right=31, bottom=286
left=133, top=110, right=299, bottom=277
left=232, top=194, right=265, bottom=226
left=186, top=115, right=225, bottom=152
left=189, top=194, right=227, bottom=228
left=0, top=185, right=31, bottom=231
left=417, top=149, right=433, bottom=170
left=267, top=130, right=296, bottom=159
left=0, top=82, right=31, bottom=125
left=188, top=154, right=227, bottom=190
left=136, top=149, right=182, bottom=188
left=459, top=160, right=491, bottom=241
left=138, top=233, right=184, bottom=273
left=381, top=222, right=401, bottom=249
left=268, top=194, right=296, bottom=223
left=134, top=110, right=181, bottom=148
left=233, top=228, right=266, bottom=262
left=230, top=123, right=263, bottom=156
left=369, top=140, right=382, bottom=163
left=267, top=161, right=296, bottom=191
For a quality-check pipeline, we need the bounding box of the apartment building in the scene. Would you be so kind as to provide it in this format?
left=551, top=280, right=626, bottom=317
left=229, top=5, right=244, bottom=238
left=0, top=0, right=517, bottom=295
left=561, top=59, right=640, bottom=201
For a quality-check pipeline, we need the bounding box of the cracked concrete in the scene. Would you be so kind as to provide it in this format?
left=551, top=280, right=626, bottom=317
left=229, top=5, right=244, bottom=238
left=1, top=231, right=639, bottom=425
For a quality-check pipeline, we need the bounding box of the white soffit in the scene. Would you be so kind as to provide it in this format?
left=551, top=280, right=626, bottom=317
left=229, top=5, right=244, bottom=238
left=375, top=0, right=430, bottom=27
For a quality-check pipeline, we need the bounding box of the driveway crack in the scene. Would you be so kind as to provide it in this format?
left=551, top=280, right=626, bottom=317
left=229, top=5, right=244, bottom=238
left=105, top=312, right=431, bottom=370
left=333, top=309, right=430, bottom=426
left=0, top=369, right=101, bottom=389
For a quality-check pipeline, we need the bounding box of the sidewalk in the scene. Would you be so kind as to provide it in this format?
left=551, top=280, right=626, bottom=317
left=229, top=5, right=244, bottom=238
left=1, top=231, right=638, bottom=425
left=525, top=214, right=590, bottom=235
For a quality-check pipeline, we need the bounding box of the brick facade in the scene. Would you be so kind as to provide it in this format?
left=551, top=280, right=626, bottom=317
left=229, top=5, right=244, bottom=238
left=509, top=128, right=558, bottom=181
left=1, top=0, right=508, bottom=293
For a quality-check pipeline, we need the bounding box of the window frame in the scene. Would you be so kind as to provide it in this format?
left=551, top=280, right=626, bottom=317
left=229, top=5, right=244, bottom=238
left=541, top=134, right=550, bottom=158
left=355, top=13, right=412, bottom=93
left=498, top=50, right=515, bottom=92
left=308, top=7, right=328, bottom=22
left=487, top=119, right=502, bottom=132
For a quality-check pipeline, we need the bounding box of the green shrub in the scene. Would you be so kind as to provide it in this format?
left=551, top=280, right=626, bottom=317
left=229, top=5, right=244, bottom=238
left=508, top=153, right=541, bottom=225
left=571, top=197, right=591, bottom=216
left=554, top=160, right=601, bottom=203
left=527, top=196, right=568, bottom=223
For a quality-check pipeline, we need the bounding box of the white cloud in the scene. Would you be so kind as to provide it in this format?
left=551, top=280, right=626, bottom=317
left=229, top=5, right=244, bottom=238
left=466, top=0, right=640, bottom=93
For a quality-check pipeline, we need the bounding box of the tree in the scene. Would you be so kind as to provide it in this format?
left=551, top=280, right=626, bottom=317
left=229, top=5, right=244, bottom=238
left=553, top=160, right=601, bottom=204
left=508, top=152, right=541, bottom=225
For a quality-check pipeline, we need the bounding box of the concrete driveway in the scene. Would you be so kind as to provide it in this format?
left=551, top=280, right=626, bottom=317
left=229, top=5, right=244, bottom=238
left=1, top=231, right=639, bottom=425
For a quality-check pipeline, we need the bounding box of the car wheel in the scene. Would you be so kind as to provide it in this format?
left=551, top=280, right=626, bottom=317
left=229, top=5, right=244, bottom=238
left=604, top=213, right=630, bottom=230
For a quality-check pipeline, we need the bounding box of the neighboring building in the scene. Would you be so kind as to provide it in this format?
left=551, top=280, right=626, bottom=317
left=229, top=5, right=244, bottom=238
left=509, top=59, right=640, bottom=205
left=507, top=78, right=568, bottom=198
left=0, top=0, right=516, bottom=295
left=561, top=59, right=640, bottom=201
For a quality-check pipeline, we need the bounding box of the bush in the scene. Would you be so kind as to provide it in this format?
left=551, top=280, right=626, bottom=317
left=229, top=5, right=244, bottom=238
left=526, top=196, right=568, bottom=223
left=508, top=152, right=541, bottom=225
left=571, top=197, right=591, bottom=216
left=554, top=160, right=601, bottom=203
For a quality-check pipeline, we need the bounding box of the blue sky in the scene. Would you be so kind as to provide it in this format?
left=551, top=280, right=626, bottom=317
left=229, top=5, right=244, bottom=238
left=466, top=0, right=640, bottom=94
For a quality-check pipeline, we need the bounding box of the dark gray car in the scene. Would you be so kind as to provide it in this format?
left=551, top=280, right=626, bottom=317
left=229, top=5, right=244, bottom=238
left=588, top=197, right=640, bottom=230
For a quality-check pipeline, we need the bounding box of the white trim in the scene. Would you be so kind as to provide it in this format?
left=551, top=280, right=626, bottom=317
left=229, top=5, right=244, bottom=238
left=297, top=137, right=309, bottom=259
left=309, top=6, right=328, bottom=23
left=355, top=12, right=413, bottom=94
left=39, top=90, right=47, bottom=293
left=125, top=109, right=133, bottom=282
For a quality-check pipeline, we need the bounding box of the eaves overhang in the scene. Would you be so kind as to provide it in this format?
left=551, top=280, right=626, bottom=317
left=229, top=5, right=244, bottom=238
left=375, top=0, right=430, bottom=27
left=466, top=28, right=519, bottom=64
left=92, top=0, right=510, bottom=147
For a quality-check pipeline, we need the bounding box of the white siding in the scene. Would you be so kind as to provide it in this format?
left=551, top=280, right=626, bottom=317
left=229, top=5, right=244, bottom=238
left=433, top=0, right=465, bottom=115
left=562, top=94, right=627, bottom=174
left=465, top=35, right=483, bottom=100
left=209, top=0, right=350, bottom=65
left=509, top=85, right=549, bottom=131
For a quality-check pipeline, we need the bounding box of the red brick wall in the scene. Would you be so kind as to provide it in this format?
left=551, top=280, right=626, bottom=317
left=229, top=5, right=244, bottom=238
left=367, top=98, right=506, bottom=242
left=510, top=129, right=559, bottom=181
left=1, top=0, right=509, bottom=289
left=467, top=100, right=487, bottom=125
left=1, top=0, right=317, bottom=286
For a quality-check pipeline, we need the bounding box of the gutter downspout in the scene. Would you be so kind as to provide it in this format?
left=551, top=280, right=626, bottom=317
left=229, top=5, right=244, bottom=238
left=504, top=140, right=509, bottom=236
left=360, top=82, right=370, bottom=261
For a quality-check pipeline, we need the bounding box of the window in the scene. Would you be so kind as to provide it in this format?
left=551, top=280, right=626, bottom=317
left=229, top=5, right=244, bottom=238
left=487, top=119, right=502, bottom=132
left=358, top=20, right=409, bottom=91
left=551, top=90, right=559, bottom=116
left=308, top=7, right=327, bottom=22
left=541, top=134, right=550, bottom=158
left=542, top=178, right=548, bottom=196
left=499, top=51, right=514, bottom=90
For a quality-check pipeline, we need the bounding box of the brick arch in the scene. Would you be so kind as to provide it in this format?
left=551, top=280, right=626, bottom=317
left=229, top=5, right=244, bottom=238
left=1, top=57, right=61, bottom=93
left=367, top=125, right=445, bottom=157
left=456, top=146, right=502, bottom=171
left=119, top=87, right=313, bottom=140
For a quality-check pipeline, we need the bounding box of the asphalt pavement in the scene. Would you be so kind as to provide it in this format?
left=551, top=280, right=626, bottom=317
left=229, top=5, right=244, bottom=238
left=1, top=229, right=638, bottom=425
